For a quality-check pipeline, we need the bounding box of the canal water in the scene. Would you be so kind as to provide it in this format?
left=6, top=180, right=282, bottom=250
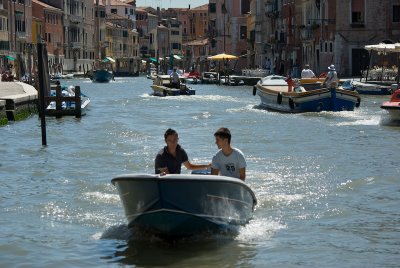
left=1, top=77, right=399, bottom=267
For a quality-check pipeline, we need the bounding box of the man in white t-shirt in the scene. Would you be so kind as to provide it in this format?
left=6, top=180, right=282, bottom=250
left=301, top=64, right=316, bottom=78
left=211, top=127, right=246, bottom=181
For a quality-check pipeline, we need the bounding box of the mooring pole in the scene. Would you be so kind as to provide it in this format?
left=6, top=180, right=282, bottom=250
left=37, top=43, right=47, bottom=146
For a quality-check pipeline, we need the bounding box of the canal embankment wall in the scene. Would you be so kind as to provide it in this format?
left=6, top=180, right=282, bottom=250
left=0, top=82, right=38, bottom=124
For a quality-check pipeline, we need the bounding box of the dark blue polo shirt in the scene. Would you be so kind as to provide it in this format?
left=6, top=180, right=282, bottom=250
left=154, top=144, right=189, bottom=174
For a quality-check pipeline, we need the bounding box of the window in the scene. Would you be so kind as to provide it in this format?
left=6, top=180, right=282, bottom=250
left=240, top=25, right=247, bottom=39
left=351, top=0, right=364, bottom=24
left=111, top=9, right=117, bottom=14
left=394, top=5, right=400, bottom=22
left=209, top=3, right=216, bottom=13
left=241, top=0, right=250, bottom=15
left=172, top=43, right=181, bottom=50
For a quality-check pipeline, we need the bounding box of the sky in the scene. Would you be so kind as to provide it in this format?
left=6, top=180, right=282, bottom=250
left=135, top=0, right=209, bottom=9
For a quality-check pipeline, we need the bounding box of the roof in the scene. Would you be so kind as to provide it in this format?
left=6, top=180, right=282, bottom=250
left=32, top=0, right=63, bottom=12
left=108, top=0, right=134, bottom=6
left=192, top=4, right=208, bottom=11
left=184, top=38, right=209, bottom=46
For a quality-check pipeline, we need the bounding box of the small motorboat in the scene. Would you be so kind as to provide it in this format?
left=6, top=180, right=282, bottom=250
left=151, top=75, right=195, bottom=96
left=253, top=75, right=361, bottom=113
left=111, top=174, right=257, bottom=238
left=183, top=70, right=200, bottom=84
left=381, top=88, right=400, bottom=120
left=200, top=72, right=218, bottom=84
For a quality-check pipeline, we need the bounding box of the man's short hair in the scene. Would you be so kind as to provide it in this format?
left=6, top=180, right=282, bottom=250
left=214, top=127, right=231, bottom=143
left=164, top=128, right=177, bottom=140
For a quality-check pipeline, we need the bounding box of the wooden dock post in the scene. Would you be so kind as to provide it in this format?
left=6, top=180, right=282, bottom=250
left=74, top=86, right=82, bottom=118
left=55, top=85, right=62, bottom=118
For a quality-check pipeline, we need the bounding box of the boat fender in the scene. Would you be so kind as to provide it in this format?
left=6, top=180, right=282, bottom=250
left=277, top=92, right=283, bottom=105
left=163, top=89, right=167, bottom=96
left=356, top=97, right=361, bottom=108
left=252, top=86, right=257, bottom=96
left=289, top=97, right=295, bottom=109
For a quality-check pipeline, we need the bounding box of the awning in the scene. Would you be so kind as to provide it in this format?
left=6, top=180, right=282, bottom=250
left=6, top=55, right=15, bottom=61
left=102, top=57, right=115, bottom=63
left=173, top=55, right=181, bottom=60
left=149, top=57, right=157, bottom=63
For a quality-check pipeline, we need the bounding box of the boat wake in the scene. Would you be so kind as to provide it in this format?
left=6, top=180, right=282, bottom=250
left=379, top=115, right=400, bottom=126
left=99, top=216, right=284, bottom=244
left=236, top=218, right=285, bottom=242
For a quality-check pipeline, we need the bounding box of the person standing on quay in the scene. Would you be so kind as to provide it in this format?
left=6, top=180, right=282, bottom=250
left=211, top=128, right=246, bottom=181
left=155, top=128, right=211, bottom=175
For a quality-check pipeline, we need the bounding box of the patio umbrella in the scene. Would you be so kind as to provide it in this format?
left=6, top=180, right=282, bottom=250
left=364, top=43, right=397, bottom=52
left=208, top=53, right=238, bottom=60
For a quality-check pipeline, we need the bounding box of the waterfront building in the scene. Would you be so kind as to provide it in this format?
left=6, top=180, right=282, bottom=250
left=208, top=0, right=249, bottom=71
left=335, top=0, right=400, bottom=76
left=136, top=7, right=157, bottom=59
left=182, top=38, right=209, bottom=72
left=94, top=0, right=107, bottom=61
left=105, top=13, right=140, bottom=75
left=103, top=0, right=140, bottom=75
left=4, top=0, right=32, bottom=79
left=61, top=0, right=95, bottom=72
left=183, top=4, right=209, bottom=71
left=0, top=1, right=9, bottom=72
left=32, top=0, right=64, bottom=74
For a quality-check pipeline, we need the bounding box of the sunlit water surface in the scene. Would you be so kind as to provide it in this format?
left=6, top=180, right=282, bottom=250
left=1, top=77, right=400, bottom=267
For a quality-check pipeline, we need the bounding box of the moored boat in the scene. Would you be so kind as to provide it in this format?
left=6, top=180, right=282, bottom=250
left=46, top=86, right=90, bottom=116
left=200, top=72, right=218, bottom=84
left=381, top=88, right=400, bottom=120
left=111, top=174, right=257, bottom=238
left=151, top=75, right=195, bottom=96
left=92, top=69, right=113, bottom=83
left=253, top=75, right=361, bottom=113
left=349, top=80, right=392, bottom=95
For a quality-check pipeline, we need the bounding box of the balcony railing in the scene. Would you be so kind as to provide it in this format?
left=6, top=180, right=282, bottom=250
left=71, top=42, right=82, bottom=49
left=70, top=15, right=82, bottom=24
left=300, top=26, right=313, bottom=41
left=16, top=31, right=26, bottom=39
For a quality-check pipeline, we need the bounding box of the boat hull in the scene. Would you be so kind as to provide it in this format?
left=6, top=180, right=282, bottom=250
left=92, top=69, right=113, bottom=83
left=111, top=174, right=257, bottom=237
left=381, top=102, right=400, bottom=120
left=351, top=81, right=392, bottom=95
left=255, top=82, right=360, bottom=113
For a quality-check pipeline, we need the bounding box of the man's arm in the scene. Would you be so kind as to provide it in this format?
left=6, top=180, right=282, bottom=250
left=211, top=168, right=219, bottom=175
left=183, top=161, right=211, bottom=171
left=239, top=168, right=246, bottom=181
